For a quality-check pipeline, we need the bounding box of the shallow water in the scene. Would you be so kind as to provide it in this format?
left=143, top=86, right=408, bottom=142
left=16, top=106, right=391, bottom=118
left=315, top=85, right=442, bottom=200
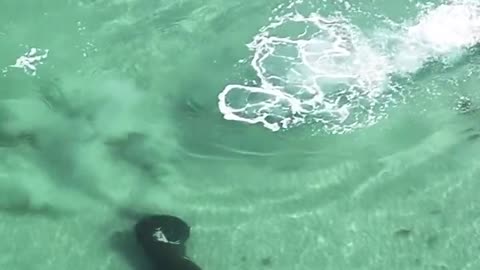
left=1, top=0, right=480, bottom=269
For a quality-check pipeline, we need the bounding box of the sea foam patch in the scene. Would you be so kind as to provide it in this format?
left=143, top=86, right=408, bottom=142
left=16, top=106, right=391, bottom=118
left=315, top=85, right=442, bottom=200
left=218, top=0, right=480, bottom=134
left=5, top=47, right=49, bottom=76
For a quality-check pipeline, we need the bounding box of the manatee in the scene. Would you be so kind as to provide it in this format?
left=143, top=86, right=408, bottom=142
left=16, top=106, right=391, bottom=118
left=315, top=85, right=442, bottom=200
left=134, top=215, right=201, bottom=270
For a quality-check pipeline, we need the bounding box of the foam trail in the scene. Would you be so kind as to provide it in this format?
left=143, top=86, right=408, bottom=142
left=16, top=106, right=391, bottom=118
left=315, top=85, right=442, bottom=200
left=218, top=0, right=480, bottom=134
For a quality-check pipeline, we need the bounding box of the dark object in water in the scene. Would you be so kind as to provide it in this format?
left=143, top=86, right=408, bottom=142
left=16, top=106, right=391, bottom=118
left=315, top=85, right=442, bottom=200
left=134, top=215, right=201, bottom=270
left=260, top=256, right=273, bottom=266
left=393, top=228, right=413, bottom=238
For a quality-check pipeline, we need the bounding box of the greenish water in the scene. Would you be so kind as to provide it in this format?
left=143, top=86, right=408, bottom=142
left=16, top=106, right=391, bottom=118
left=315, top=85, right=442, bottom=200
left=1, top=0, right=480, bottom=269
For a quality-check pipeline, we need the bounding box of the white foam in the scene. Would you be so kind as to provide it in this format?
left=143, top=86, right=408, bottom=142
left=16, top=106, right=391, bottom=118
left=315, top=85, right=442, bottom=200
left=408, top=1, right=480, bottom=54
left=393, top=0, right=480, bottom=72
left=218, top=0, right=480, bottom=134
left=218, top=12, right=393, bottom=133
left=8, top=47, right=49, bottom=76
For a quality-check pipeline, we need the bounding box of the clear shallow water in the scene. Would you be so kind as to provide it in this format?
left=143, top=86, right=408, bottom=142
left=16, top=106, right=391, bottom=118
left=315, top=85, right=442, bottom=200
left=1, top=0, right=480, bottom=269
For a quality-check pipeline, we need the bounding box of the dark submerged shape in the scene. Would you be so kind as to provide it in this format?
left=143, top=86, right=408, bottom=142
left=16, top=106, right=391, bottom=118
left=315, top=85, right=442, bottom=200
left=134, top=215, right=201, bottom=270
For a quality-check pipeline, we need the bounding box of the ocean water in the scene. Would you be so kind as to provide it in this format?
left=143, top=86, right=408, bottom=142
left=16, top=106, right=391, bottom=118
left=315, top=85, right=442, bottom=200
left=1, top=0, right=480, bottom=269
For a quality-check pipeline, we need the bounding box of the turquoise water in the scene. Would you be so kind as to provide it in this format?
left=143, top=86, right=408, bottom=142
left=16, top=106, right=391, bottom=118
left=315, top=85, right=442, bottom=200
left=1, top=0, right=480, bottom=269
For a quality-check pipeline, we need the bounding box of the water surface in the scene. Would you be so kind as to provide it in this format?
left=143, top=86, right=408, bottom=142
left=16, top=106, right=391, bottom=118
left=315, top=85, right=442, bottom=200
left=1, top=0, right=480, bottom=269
